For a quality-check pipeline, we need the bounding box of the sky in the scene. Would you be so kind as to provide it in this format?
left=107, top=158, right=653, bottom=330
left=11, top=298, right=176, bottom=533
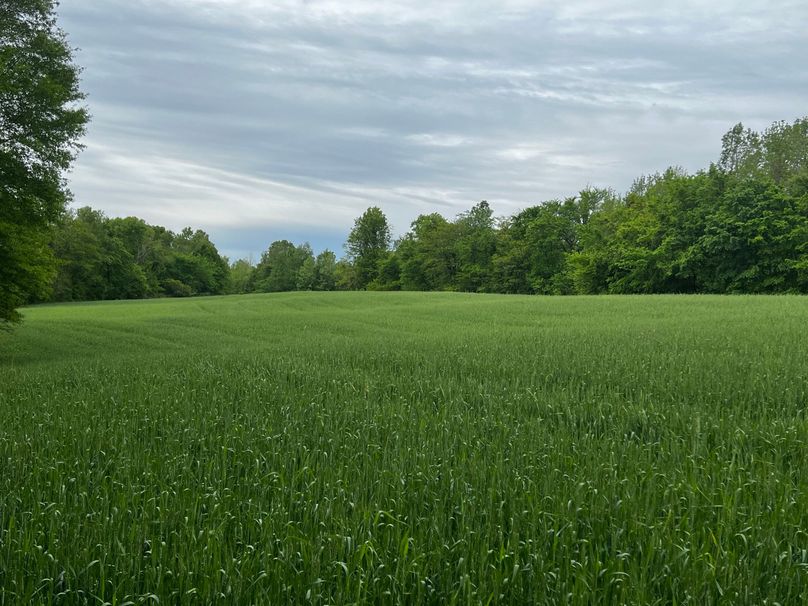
left=57, top=0, right=808, bottom=261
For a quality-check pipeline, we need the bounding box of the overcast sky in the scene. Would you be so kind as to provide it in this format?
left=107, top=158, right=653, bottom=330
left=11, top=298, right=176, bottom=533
left=58, top=0, right=808, bottom=260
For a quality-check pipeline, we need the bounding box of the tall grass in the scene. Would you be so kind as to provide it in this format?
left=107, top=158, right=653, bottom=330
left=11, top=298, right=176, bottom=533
left=1, top=293, right=807, bottom=604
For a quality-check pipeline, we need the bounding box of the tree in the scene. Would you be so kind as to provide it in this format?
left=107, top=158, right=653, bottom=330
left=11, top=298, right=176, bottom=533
left=569, top=171, right=715, bottom=294
left=51, top=207, right=106, bottom=301
left=227, top=258, right=253, bottom=294
left=51, top=207, right=147, bottom=301
left=761, top=119, right=808, bottom=188
left=397, top=213, right=457, bottom=291
left=0, top=0, right=88, bottom=326
left=719, top=118, right=808, bottom=189
left=170, top=228, right=229, bottom=294
left=253, top=240, right=313, bottom=292
left=454, top=201, right=497, bottom=292
left=371, top=254, right=401, bottom=290
left=718, top=123, right=761, bottom=176
left=47, top=210, right=231, bottom=301
left=682, top=178, right=808, bottom=293
left=345, top=207, right=391, bottom=289
left=489, top=190, right=611, bottom=295
left=296, top=256, right=317, bottom=290
left=334, top=260, right=355, bottom=291
left=314, top=250, right=337, bottom=291
left=106, top=216, right=162, bottom=295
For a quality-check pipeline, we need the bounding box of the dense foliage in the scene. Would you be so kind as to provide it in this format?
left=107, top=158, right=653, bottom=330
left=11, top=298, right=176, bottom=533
left=47, top=208, right=229, bottom=300
left=345, top=206, right=392, bottom=289
left=1, top=3, right=806, bottom=313
left=248, top=240, right=340, bottom=294
left=13, top=116, right=808, bottom=307
left=3, top=293, right=808, bottom=603
left=366, top=118, right=808, bottom=295
left=40, top=208, right=344, bottom=302
left=0, top=0, right=88, bottom=325
left=41, top=118, right=808, bottom=304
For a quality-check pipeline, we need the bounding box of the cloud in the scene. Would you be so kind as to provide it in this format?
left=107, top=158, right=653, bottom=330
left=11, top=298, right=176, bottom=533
left=58, top=0, right=808, bottom=259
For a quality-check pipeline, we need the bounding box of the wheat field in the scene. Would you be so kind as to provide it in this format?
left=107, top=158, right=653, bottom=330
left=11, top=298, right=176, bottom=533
left=1, top=293, right=807, bottom=604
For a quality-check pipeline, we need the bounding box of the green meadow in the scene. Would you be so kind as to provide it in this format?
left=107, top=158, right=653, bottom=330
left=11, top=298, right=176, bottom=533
left=1, top=293, right=808, bottom=604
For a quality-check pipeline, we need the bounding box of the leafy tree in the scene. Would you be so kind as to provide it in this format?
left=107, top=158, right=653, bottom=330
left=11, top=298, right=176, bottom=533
left=761, top=119, right=808, bottom=187
left=371, top=254, right=401, bottom=290
left=397, top=213, right=458, bottom=291
left=454, top=201, right=497, bottom=292
left=296, top=256, right=317, bottom=290
left=490, top=190, right=610, bottom=294
left=345, top=207, right=391, bottom=289
left=682, top=178, right=807, bottom=293
left=169, top=228, right=229, bottom=294
left=166, top=252, right=215, bottom=295
left=51, top=207, right=106, bottom=301
left=0, top=0, right=88, bottom=325
left=48, top=209, right=229, bottom=300
left=568, top=205, right=622, bottom=295
left=314, top=250, right=337, bottom=291
left=569, top=171, right=718, bottom=294
left=334, top=260, right=355, bottom=291
left=489, top=216, right=533, bottom=294
left=51, top=208, right=147, bottom=301
left=718, top=123, right=762, bottom=176
left=227, top=259, right=253, bottom=294
left=491, top=204, right=565, bottom=294
left=719, top=118, right=808, bottom=188
left=253, top=240, right=313, bottom=292
left=107, top=216, right=161, bottom=295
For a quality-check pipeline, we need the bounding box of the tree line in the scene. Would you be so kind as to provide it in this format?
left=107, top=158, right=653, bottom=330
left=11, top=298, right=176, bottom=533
left=1, top=0, right=88, bottom=325
left=44, top=208, right=346, bottom=301
left=341, top=119, right=808, bottom=295
left=3, top=3, right=808, bottom=327
left=40, top=116, right=808, bottom=303
left=258, top=117, right=808, bottom=296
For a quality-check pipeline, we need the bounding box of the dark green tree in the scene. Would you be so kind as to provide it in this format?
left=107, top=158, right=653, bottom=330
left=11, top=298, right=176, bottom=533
left=296, top=255, right=317, bottom=290
left=371, top=254, right=402, bottom=290
left=170, top=227, right=229, bottom=295
left=397, top=213, right=458, bottom=291
left=334, top=259, right=355, bottom=291
left=50, top=207, right=107, bottom=301
left=51, top=207, right=147, bottom=301
left=106, top=216, right=162, bottom=295
left=490, top=189, right=610, bottom=294
left=314, top=250, right=337, bottom=291
left=682, top=178, right=808, bottom=293
left=253, top=240, right=313, bottom=292
left=48, top=210, right=230, bottom=300
left=0, top=0, right=88, bottom=325
left=454, top=201, right=497, bottom=292
left=345, top=207, right=391, bottom=289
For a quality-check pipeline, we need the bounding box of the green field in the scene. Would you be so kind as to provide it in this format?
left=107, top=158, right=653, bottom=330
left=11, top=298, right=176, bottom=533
left=2, top=293, right=808, bottom=604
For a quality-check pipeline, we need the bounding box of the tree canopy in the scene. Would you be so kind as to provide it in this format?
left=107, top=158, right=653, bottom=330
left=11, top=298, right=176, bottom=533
left=48, top=209, right=231, bottom=301
left=0, top=0, right=88, bottom=326
left=7, top=115, right=808, bottom=309
left=345, top=206, right=391, bottom=289
left=358, top=118, right=808, bottom=295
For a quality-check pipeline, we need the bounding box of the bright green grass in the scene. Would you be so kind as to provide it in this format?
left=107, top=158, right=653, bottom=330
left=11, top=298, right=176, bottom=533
left=2, top=292, right=808, bottom=605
